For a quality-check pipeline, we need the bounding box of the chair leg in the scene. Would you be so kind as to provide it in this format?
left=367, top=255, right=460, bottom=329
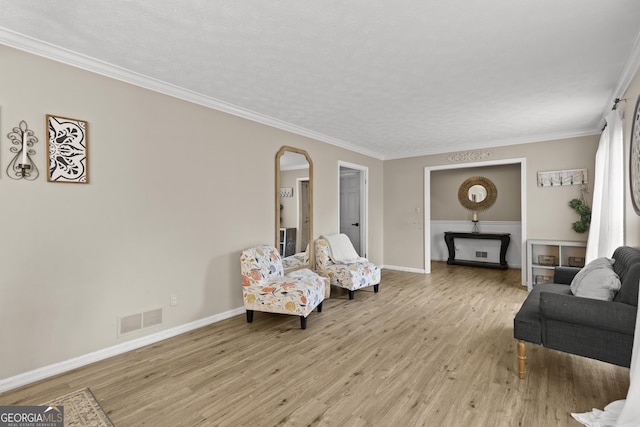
left=374, top=284, right=379, bottom=293
left=317, top=302, right=323, bottom=313
left=246, top=310, right=254, bottom=323
left=300, top=316, right=307, bottom=329
left=348, top=290, right=355, bottom=300
left=517, top=340, right=526, bottom=379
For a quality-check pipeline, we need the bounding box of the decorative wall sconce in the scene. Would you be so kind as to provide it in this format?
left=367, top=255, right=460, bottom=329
left=6, top=120, right=39, bottom=180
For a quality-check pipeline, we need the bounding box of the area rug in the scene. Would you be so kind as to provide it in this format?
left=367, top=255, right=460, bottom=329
left=43, top=387, right=114, bottom=427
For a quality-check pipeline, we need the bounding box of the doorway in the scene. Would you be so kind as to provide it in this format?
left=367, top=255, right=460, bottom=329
left=339, top=162, right=368, bottom=257
left=424, top=158, right=527, bottom=285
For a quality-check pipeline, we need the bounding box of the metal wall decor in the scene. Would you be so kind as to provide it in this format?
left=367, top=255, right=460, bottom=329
left=6, top=120, right=39, bottom=180
left=46, top=114, right=89, bottom=183
left=447, top=150, right=492, bottom=162
left=537, top=168, right=587, bottom=187
left=630, top=94, right=640, bottom=215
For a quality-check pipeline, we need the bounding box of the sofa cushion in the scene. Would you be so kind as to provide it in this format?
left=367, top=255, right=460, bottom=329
left=570, top=257, right=619, bottom=300
left=571, top=268, right=621, bottom=301
left=569, top=257, right=613, bottom=289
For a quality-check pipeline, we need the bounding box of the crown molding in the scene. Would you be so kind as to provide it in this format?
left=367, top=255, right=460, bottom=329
left=0, top=27, right=385, bottom=161
left=384, top=127, right=601, bottom=160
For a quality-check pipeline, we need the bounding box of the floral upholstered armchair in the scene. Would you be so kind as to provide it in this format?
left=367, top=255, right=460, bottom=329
left=240, top=245, right=326, bottom=329
left=315, top=234, right=380, bottom=300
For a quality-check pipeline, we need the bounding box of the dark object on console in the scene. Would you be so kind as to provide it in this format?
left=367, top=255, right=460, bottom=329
left=513, top=246, right=640, bottom=378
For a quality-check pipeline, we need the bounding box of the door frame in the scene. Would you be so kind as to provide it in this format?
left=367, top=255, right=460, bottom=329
left=338, top=161, right=369, bottom=258
left=424, top=157, right=527, bottom=285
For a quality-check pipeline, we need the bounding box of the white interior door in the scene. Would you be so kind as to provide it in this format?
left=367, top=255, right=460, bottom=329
left=340, top=169, right=361, bottom=255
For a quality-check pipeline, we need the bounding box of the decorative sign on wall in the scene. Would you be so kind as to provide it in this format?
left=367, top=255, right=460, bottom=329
left=46, top=114, right=89, bottom=183
left=537, top=168, right=587, bottom=187
left=280, top=187, right=293, bottom=197
left=447, top=150, right=492, bottom=162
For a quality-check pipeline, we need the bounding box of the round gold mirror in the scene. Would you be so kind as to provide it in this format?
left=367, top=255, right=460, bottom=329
left=458, top=176, right=497, bottom=211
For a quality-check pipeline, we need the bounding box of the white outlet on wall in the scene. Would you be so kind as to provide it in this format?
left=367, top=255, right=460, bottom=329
left=170, top=294, right=178, bottom=307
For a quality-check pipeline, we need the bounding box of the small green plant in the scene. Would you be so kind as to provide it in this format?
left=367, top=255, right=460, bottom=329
left=569, top=185, right=591, bottom=233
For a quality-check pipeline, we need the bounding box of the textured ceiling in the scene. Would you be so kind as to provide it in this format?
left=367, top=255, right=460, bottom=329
left=1, top=1, right=640, bottom=159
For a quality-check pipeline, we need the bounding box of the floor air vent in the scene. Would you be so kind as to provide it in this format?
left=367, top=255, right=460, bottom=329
left=119, top=308, right=163, bottom=336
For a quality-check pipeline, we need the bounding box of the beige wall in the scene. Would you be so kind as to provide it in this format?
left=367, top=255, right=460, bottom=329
left=431, top=164, right=521, bottom=221
left=384, top=135, right=600, bottom=270
left=0, top=45, right=383, bottom=380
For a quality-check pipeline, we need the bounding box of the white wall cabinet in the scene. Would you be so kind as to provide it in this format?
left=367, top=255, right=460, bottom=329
left=527, top=239, right=586, bottom=290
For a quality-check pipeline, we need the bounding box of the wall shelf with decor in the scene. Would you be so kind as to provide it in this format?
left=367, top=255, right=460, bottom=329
left=527, top=240, right=586, bottom=290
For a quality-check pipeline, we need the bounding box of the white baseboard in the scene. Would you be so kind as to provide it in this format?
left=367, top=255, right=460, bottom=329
left=0, top=307, right=245, bottom=393
left=382, top=265, right=427, bottom=274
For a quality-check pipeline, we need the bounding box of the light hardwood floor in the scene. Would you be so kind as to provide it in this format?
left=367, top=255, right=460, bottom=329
left=0, top=263, right=630, bottom=426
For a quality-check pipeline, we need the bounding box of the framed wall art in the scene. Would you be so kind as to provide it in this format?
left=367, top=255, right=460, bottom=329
left=46, top=114, right=89, bottom=183
left=630, top=95, right=640, bottom=215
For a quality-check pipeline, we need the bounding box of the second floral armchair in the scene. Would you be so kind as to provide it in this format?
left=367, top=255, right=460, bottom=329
left=315, top=234, right=381, bottom=300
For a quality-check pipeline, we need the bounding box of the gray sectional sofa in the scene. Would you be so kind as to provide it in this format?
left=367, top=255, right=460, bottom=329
left=513, top=246, right=640, bottom=378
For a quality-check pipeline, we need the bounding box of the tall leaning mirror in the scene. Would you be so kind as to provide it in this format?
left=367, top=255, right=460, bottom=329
left=275, top=146, right=313, bottom=272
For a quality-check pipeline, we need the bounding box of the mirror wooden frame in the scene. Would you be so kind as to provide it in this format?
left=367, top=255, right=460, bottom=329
left=275, top=146, right=313, bottom=272
left=457, top=176, right=497, bottom=211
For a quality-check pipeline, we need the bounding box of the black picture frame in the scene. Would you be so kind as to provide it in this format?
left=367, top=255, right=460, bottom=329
left=46, top=114, right=89, bottom=183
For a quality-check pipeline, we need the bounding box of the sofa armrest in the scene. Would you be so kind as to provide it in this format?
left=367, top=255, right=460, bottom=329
left=553, top=266, right=581, bottom=285
left=540, top=292, right=637, bottom=335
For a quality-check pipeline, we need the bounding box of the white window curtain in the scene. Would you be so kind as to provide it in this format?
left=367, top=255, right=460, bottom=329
left=572, top=285, right=640, bottom=426
left=572, top=108, right=637, bottom=427
left=585, top=108, right=625, bottom=263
